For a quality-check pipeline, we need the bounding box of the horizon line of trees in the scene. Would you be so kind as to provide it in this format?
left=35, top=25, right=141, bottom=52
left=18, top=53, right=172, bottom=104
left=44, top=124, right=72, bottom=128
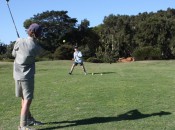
left=1, top=8, right=175, bottom=62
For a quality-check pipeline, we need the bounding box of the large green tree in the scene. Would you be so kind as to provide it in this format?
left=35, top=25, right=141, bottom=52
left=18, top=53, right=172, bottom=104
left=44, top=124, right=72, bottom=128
left=23, top=10, right=77, bottom=53
left=2, top=8, right=175, bottom=61
left=96, top=8, right=175, bottom=61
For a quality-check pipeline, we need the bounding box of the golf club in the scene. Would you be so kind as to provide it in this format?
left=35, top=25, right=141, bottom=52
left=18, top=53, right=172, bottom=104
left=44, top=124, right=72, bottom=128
left=6, top=0, right=20, bottom=38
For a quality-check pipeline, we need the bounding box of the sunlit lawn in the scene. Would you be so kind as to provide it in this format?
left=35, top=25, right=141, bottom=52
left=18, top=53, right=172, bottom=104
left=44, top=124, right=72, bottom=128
left=1, top=60, right=175, bottom=130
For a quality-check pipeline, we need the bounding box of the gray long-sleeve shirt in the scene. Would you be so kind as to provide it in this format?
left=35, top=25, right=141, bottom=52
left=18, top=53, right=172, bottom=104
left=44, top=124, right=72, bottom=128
left=12, top=36, right=42, bottom=80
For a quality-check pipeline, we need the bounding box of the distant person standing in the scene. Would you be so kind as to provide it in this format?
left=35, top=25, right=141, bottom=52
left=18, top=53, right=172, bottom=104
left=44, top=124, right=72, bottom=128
left=12, top=23, right=43, bottom=130
left=69, top=46, right=87, bottom=75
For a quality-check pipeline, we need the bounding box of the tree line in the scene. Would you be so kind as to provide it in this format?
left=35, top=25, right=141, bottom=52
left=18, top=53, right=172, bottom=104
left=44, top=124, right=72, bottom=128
left=1, top=8, right=175, bottom=62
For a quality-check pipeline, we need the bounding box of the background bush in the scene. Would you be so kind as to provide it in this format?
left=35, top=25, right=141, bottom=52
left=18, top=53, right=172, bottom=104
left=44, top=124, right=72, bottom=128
left=132, top=46, right=161, bottom=60
left=53, top=44, right=73, bottom=60
left=86, top=57, right=103, bottom=63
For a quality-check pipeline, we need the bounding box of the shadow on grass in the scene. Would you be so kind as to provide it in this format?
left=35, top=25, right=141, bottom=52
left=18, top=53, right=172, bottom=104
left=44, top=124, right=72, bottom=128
left=91, top=72, right=116, bottom=75
left=38, top=109, right=171, bottom=130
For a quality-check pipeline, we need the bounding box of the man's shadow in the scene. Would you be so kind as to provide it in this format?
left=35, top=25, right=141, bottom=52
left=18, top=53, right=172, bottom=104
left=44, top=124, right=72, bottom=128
left=38, top=109, right=171, bottom=130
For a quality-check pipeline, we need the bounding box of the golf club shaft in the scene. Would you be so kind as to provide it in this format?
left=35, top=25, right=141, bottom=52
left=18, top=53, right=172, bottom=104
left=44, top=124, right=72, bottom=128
left=6, top=1, right=20, bottom=38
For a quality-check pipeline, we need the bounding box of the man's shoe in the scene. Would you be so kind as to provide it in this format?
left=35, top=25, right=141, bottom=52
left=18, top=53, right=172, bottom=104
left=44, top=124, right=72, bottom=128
left=26, top=117, right=43, bottom=126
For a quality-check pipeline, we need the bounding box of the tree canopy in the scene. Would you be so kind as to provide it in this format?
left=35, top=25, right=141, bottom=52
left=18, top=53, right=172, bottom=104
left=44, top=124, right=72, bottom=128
left=1, top=8, right=175, bottom=62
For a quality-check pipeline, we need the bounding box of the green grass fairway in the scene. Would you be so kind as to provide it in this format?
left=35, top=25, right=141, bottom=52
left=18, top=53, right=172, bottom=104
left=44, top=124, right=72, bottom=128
left=1, top=60, right=175, bottom=130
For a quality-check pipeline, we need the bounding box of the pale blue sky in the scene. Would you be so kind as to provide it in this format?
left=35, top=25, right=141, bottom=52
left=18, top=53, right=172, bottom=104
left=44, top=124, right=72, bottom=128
left=0, top=0, right=174, bottom=44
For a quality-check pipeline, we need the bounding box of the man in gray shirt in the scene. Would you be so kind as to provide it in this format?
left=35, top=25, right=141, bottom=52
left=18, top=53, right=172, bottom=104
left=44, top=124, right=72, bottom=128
left=12, top=23, right=43, bottom=130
